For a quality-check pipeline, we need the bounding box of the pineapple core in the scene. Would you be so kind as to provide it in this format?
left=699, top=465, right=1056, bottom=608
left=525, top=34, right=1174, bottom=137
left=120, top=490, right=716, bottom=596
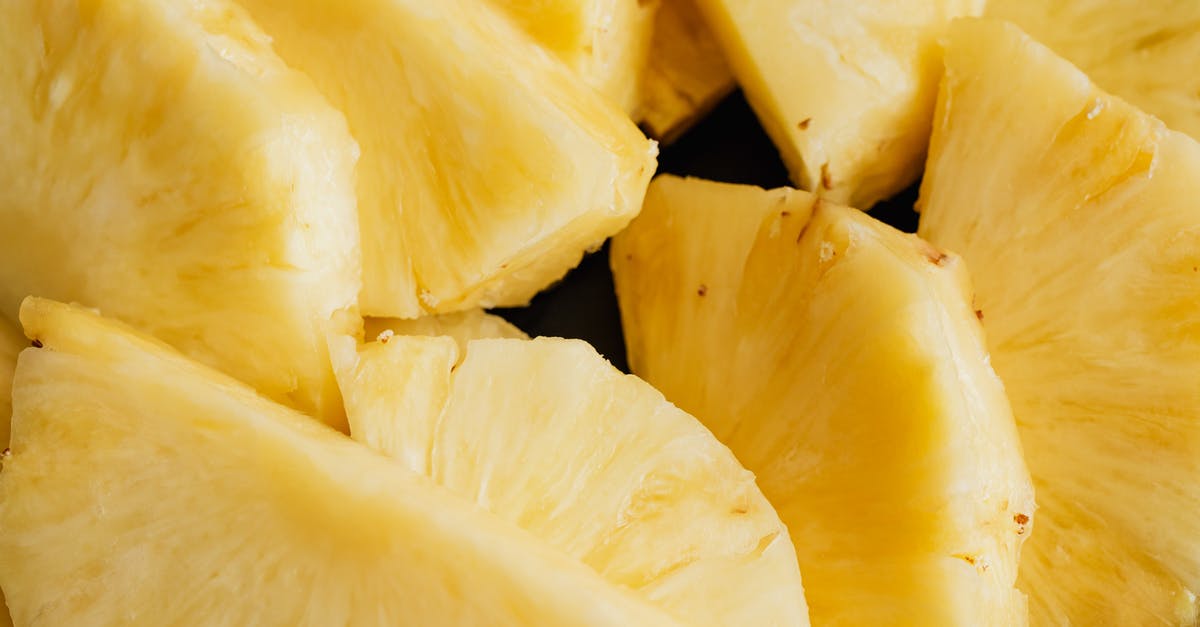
left=919, top=18, right=1200, bottom=625
left=612, top=175, right=1034, bottom=625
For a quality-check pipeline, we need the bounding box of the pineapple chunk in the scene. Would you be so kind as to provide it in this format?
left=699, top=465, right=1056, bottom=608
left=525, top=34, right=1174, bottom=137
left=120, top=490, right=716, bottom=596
left=490, top=0, right=657, bottom=113
left=0, top=320, right=22, bottom=448
left=236, top=0, right=657, bottom=318
left=331, top=334, right=811, bottom=626
left=612, top=175, right=1034, bottom=625
left=0, top=0, right=360, bottom=425
left=0, top=298, right=679, bottom=627
left=365, top=309, right=528, bottom=357
left=639, top=0, right=736, bottom=143
left=988, top=0, right=1200, bottom=141
left=918, top=18, right=1200, bottom=625
left=693, top=0, right=983, bottom=207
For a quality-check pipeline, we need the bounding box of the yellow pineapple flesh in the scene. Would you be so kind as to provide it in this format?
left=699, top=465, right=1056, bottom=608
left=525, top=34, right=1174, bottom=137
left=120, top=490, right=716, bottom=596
left=639, top=0, right=736, bottom=143
left=0, top=0, right=361, bottom=426
left=611, top=175, right=1034, bottom=625
left=236, top=0, right=657, bottom=318
left=918, top=18, right=1200, bottom=625
left=364, top=309, right=527, bottom=358
left=988, top=0, right=1200, bottom=142
left=490, top=0, right=657, bottom=113
left=331, top=334, right=811, bottom=626
left=693, top=0, right=983, bottom=207
left=0, top=321, right=22, bottom=449
left=0, top=298, right=680, bottom=626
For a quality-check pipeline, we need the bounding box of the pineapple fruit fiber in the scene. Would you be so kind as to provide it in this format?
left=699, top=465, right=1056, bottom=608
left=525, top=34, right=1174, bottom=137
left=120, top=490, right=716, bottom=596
left=919, top=18, right=1200, bottom=625
left=612, top=175, right=1034, bottom=625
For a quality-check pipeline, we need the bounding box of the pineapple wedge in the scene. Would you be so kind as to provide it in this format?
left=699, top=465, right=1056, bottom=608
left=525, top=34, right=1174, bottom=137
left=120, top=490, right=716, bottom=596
left=918, top=18, right=1200, bottom=625
left=693, top=0, right=983, bottom=207
left=331, top=334, right=811, bottom=626
left=639, top=0, right=736, bottom=143
left=490, top=0, right=657, bottom=114
left=365, top=309, right=527, bottom=357
left=611, top=176, right=1034, bottom=625
left=0, top=298, right=679, bottom=627
left=0, top=321, right=22, bottom=448
left=0, top=0, right=360, bottom=425
left=236, top=0, right=657, bottom=318
left=988, top=0, right=1200, bottom=141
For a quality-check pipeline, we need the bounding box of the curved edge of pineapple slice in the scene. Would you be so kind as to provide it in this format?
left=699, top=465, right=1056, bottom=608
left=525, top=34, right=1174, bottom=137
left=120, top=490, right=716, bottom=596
left=331, top=332, right=812, bottom=627
left=611, top=175, right=1034, bottom=625
left=0, top=297, right=679, bottom=627
left=0, top=319, right=23, bottom=449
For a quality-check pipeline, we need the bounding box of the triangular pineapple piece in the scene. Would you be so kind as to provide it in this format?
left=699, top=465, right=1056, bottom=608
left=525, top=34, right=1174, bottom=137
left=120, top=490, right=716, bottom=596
left=331, top=334, right=811, bottom=626
left=693, top=0, right=983, bottom=207
left=611, top=175, right=1034, bottom=625
left=0, top=298, right=679, bottom=627
left=0, top=0, right=360, bottom=425
left=365, top=309, right=527, bottom=356
left=0, top=320, right=22, bottom=448
left=490, top=0, right=657, bottom=114
left=988, top=0, right=1200, bottom=141
left=918, top=18, right=1200, bottom=625
left=639, top=0, right=736, bottom=143
left=235, top=0, right=657, bottom=318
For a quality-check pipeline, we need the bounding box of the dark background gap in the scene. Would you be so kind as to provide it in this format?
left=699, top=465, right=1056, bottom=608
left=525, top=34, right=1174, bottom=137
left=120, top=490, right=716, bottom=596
left=497, top=90, right=922, bottom=372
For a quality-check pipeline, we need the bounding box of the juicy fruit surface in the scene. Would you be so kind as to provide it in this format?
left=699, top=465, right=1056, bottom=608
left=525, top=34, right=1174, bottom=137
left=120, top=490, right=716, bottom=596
left=490, top=0, right=656, bottom=113
left=612, top=176, right=1033, bottom=625
left=0, top=299, right=679, bottom=627
left=365, top=309, right=527, bottom=357
left=0, top=321, right=22, bottom=448
left=694, top=0, right=983, bottom=207
left=0, top=0, right=360, bottom=425
left=988, top=0, right=1200, bottom=142
left=238, top=0, right=656, bottom=318
left=919, top=19, right=1200, bottom=625
left=639, top=0, right=736, bottom=142
left=331, top=335, right=811, bottom=626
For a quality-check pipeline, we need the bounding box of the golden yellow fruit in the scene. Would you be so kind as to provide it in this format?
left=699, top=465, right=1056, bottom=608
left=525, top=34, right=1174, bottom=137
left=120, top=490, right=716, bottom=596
left=639, top=0, right=736, bottom=143
left=0, top=0, right=361, bottom=426
left=694, top=0, right=983, bottom=207
left=0, top=320, right=22, bottom=448
left=612, top=175, right=1034, bottom=625
left=919, top=18, right=1200, bottom=625
left=988, top=0, right=1200, bottom=141
left=331, top=333, right=812, bottom=626
left=236, top=0, right=657, bottom=318
left=0, top=298, right=679, bottom=626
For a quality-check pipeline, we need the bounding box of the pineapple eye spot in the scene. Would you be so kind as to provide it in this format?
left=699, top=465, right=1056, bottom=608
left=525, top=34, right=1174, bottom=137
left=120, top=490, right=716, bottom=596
left=30, top=339, right=42, bottom=348
left=697, top=284, right=708, bottom=297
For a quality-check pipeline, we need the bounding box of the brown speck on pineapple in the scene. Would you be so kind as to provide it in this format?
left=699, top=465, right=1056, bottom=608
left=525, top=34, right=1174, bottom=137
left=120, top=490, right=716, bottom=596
left=30, top=339, right=42, bottom=348
left=1, top=448, right=10, bottom=460
left=820, top=163, right=833, bottom=190
left=975, top=309, right=984, bottom=321
left=923, top=247, right=950, bottom=266
left=780, top=210, right=791, bottom=218
left=798, top=117, right=812, bottom=131
left=625, top=253, right=633, bottom=262
left=697, top=284, right=708, bottom=297
left=953, top=553, right=976, bottom=566
left=376, top=329, right=396, bottom=344
left=1015, top=512, right=1030, bottom=535
left=731, top=504, right=749, bottom=514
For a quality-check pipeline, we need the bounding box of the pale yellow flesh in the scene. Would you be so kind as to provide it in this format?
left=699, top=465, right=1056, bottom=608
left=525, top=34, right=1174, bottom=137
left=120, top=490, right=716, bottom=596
left=693, top=0, right=983, bottom=208
left=918, top=18, right=1200, bottom=625
left=988, top=0, right=1200, bottom=142
left=639, top=0, right=736, bottom=143
left=331, top=335, right=811, bottom=626
left=365, top=309, right=527, bottom=354
left=0, top=0, right=361, bottom=425
left=490, top=0, right=657, bottom=113
left=236, top=0, right=656, bottom=318
left=0, top=298, right=678, bottom=627
left=612, top=175, right=1034, bottom=625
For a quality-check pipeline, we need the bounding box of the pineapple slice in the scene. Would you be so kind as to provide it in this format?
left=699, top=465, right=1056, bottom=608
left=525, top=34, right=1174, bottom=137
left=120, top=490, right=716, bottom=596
left=693, top=0, right=983, bottom=207
left=988, top=0, right=1200, bottom=141
left=639, top=0, right=736, bottom=143
left=236, top=0, right=657, bottom=318
left=0, top=320, right=22, bottom=448
left=918, top=18, right=1200, bottom=625
left=365, top=309, right=527, bottom=357
left=611, top=175, right=1034, bottom=625
left=490, top=0, right=657, bottom=114
left=0, top=0, right=360, bottom=425
left=0, top=298, right=680, bottom=627
left=331, top=334, right=811, bottom=626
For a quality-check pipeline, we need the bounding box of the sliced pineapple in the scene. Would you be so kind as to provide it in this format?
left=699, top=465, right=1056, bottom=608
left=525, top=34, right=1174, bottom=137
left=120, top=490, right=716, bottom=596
left=0, top=0, right=360, bottom=426
left=331, top=334, right=811, bottom=626
left=365, top=309, right=527, bottom=357
left=639, top=0, right=736, bottom=143
left=611, top=175, right=1034, bottom=625
left=0, top=320, right=22, bottom=448
left=693, top=0, right=983, bottom=207
left=988, top=0, right=1200, bottom=141
left=918, top=18, right=1200, bottom=625
left=236, top=0, right=657, bottom=318
left=0, top=298, right=680, bottom=626
left=490, top=0, right=657, bottom=114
